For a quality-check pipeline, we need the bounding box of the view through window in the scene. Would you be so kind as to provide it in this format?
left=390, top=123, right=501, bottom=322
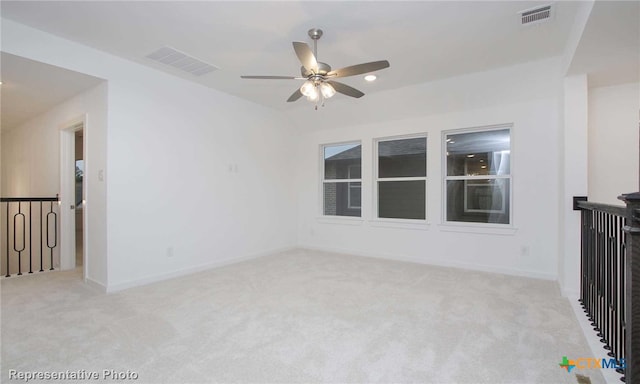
left=323, top=143, right=362, bottom=217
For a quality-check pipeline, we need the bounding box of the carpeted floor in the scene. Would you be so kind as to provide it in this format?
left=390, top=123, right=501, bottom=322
left=1, top=249, right=605, bottom=383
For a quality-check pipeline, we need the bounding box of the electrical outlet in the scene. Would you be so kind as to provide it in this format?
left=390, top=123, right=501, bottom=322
left=167, top=246, right=174, bottom=258
left=520, top=246, right=529, bottom=256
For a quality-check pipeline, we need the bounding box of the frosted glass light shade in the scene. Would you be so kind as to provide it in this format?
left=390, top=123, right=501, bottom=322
left=306, top=91, right=319, bottom=101
left=320, top=82, right=336, bottom=98
left=300, top=80, right=316, bottom=97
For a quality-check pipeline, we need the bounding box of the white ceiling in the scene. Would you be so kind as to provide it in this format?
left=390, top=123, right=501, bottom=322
left=0, top=52, right=104, bottom=130
left=1, top=1, right=583, bottom=112
left=567, top=1, right=640, bottom=87
left=1, top=1, right=637, bottom=130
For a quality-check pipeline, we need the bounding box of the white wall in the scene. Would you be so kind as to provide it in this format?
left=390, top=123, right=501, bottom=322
left=588, top=82, right=640, bottom=204
left=558, top=79, right=640, bottom=298
left=1, top=83, right=108, bottom=283
left=2, top=19, right=298, bottom=291
left=106, top=76, right=298, bottom=290
left=560, top=75, right=589, bottom=298
left=296, top=59, right=563, bottom=280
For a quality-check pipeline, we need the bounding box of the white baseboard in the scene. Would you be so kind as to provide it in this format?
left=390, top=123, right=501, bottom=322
left=299, top=244, right=557, bottom=281
left=84, top=276, right=107, bottom=293
left=105, top=246, right=295, bottom=293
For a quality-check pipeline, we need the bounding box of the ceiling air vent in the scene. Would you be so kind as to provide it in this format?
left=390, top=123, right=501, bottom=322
left=519, top=4, right=553, bottom=25
left=146, top=46, right=218, bottom=76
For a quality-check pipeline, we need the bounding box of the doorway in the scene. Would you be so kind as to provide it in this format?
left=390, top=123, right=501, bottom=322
left=60, top=118, right=86, bottom=275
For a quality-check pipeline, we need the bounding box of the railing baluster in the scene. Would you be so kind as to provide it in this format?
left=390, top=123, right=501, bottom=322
left=620, top=226, right=627, bottom=376
left=5, top=201, right=9, bottom=277
left=14, top=202, right=25, bottom=275
left=40, top=201, right=44, bottom=272
left=1, top=197, right=59, bottom=277
left=29, top=201, right=33, bottom=274
left=607, top=213, right=612, bottom=348
left=47, top=201, right=57, bottom=270
left=620, top=215, right=624, bottom=360
left=610, top=215, right=619, bottom=359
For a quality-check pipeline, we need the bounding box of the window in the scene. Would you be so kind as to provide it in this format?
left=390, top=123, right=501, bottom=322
left=375, top=136, right=427, bottom=220
left=75, top=160, right=83, bottom=208
left=444, top=126, right=511, bottom=225
left=322, top=143, right=362, bottom=217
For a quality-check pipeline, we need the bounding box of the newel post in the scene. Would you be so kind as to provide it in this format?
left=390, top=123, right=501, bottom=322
left=619, top=192, right=640, bottom=382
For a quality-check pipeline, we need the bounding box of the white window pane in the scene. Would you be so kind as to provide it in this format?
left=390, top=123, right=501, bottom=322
left=324, top=182, right=361, bottom=217
left=446, top=179, right=510, bottom=224
left=446, top=129, right=510, bottom=176
left=348, top=183, right=361, bottom=209
left=378, top=137, right=426, bottom=178
left=324, top=144, right=361, bottom=179
left=378, top=181, right=425, bottom=220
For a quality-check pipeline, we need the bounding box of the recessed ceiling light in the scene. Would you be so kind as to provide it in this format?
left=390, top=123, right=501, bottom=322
left=364, top=74, right=377, bottom=82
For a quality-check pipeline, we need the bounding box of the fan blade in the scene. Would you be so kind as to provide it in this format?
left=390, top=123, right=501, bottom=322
left=327, top=60, right=390, bottom=78
left=327, top=81, right=364, bottom=98
left=287, top=88, right=303, bottom=102
left=292, top=42, right=318, bottom=73
left=241, top=75, right=299, bottom=80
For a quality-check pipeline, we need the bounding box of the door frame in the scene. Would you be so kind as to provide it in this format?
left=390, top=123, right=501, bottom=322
left=59, top=115, right=87, bottom=276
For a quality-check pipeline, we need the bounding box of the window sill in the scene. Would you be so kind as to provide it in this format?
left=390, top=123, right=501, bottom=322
left=369, top=219, right=430, bottom=230
left=316, top=216, right=364, bottom=226
left=438, top=223, right=518, bottom=236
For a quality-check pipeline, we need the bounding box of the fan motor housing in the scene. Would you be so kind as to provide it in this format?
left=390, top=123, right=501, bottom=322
left=301, top=62, right=331, bottom=77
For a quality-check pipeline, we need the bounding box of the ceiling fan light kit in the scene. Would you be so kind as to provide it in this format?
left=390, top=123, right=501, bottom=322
left=320, top=82, right=336, bottom=98
left=241, top=28, right=390, bottom=110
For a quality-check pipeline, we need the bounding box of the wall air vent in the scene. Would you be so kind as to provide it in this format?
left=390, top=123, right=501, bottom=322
left=146, top=46, right=218, bottom=76
left=518, top=4, right=553, bottom=25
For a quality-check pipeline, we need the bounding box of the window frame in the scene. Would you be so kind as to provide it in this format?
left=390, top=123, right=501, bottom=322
left=373, top=133, right=428, bottom=222
left=347, top=165, right=362, bottom=209
left=442, top=124, right=513, bottom=227
left=320, top=141, right=362, bottom=218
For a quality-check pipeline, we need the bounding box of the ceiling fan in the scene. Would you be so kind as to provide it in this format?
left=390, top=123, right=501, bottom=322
left=241, top=28, right=390, bottom=109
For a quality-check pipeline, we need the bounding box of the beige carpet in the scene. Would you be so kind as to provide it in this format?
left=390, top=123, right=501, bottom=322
left=1, top=249, right=604, bottom=383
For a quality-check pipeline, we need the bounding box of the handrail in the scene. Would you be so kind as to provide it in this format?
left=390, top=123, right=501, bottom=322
left=577, top=200, right=627, bottom=217
left=1, top=197, right=59, bottom=202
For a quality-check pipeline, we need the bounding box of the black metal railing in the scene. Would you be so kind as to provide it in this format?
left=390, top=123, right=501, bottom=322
left=1, top=197, right=59, bottom=277
left=577, top=193, right=640, bottom=383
